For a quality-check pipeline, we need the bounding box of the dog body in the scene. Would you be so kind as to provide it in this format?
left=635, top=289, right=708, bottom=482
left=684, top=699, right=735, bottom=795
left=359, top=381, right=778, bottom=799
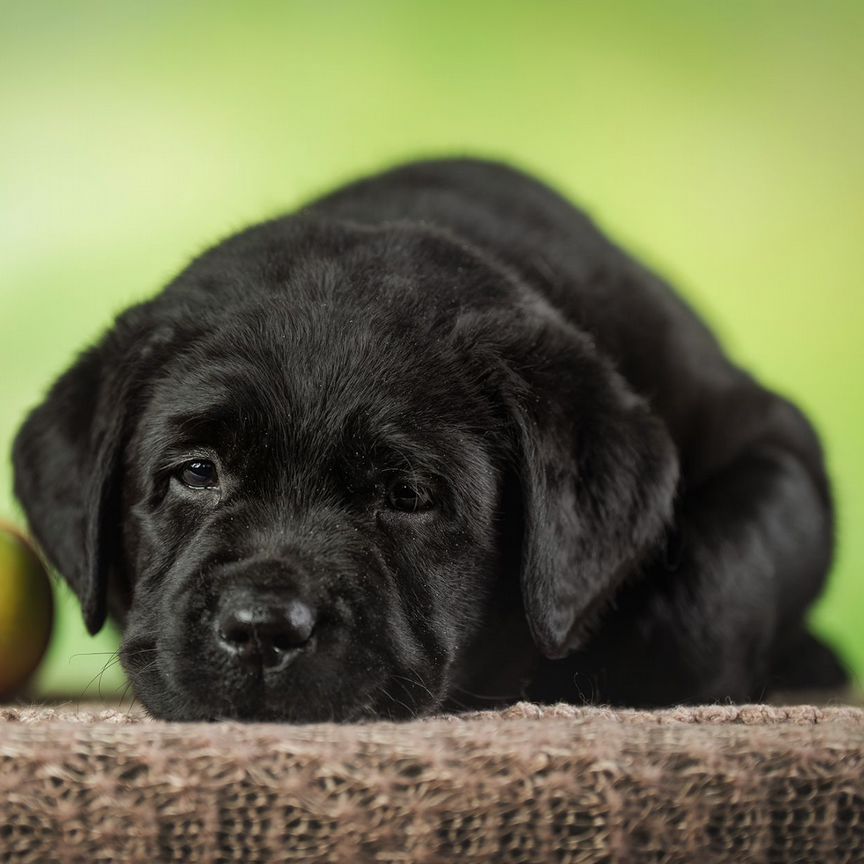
left=13, top=159, right=843, bottom=720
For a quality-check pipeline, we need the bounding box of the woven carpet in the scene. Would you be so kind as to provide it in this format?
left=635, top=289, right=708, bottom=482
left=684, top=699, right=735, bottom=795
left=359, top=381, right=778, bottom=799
left=1, top=701, right=863, bottom=863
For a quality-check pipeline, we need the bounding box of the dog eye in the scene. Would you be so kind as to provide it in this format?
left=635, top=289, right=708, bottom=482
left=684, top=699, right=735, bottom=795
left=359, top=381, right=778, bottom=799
left=386, top=481, right=434, bottom=513
left=178, top=459, right=219, bottom=489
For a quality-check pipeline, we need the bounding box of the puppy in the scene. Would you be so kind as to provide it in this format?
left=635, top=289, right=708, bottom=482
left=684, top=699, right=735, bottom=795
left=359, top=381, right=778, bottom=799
left=13, top=159, right=845, bottom=721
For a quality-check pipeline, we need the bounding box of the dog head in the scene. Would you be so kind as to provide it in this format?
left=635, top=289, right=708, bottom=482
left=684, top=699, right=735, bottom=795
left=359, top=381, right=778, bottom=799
left=13, top=221, right=678, bottom=721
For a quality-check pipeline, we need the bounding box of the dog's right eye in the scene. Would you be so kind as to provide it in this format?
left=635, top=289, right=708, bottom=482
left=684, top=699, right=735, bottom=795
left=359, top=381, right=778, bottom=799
left=178, top=459, right=219, bottom=489
left=386, top=480, right=435, bottom=513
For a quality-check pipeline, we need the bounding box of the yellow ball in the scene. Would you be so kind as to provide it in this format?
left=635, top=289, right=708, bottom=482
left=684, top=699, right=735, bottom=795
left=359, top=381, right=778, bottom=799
left=0, top=522, right=53, bottom=698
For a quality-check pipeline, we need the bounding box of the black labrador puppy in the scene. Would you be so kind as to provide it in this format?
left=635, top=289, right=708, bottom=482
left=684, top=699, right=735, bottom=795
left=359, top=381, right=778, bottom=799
left=13, top=159, right=845, bottom=721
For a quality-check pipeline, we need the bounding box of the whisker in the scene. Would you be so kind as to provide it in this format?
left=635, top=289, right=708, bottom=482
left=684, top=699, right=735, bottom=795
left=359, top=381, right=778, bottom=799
left=123, top=693, right=140, bottom=718
left=118, top=678, right=135, bottom=710
left=378, top=685, right=418, bottom=720
left=68, top=651, right=123, bottom=661
left=391, top=672, right=436, bottom=702
left=75, top=653, right=123, bottom=708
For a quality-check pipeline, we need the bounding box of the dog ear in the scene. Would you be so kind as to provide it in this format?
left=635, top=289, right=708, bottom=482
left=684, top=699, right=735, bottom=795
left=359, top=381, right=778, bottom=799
left=12, top=307, right=168, bottom=635
left=459, top=307, right=680, bottom=659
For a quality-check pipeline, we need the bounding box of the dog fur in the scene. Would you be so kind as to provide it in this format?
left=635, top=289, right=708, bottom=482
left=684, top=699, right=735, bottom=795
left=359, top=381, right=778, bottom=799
left=13, top=159, right=846, bottom=720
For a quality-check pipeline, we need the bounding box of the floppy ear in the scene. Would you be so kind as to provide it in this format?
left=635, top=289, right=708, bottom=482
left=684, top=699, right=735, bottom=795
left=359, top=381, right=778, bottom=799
left=461, top=307, right=680, bottom=659
left=12, top=308, right=166, bottom=635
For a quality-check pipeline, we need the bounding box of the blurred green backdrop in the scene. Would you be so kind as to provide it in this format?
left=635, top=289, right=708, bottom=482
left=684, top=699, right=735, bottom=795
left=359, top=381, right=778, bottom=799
left=1, top=1, right=861, bottom=699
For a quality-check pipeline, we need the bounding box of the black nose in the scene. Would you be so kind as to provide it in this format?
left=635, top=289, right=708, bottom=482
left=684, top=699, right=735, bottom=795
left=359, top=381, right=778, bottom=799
left=216, top=594, right=316, bottom=669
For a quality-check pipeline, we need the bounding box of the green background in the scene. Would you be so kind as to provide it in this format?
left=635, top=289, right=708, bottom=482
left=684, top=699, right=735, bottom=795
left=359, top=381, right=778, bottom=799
left=1, top=1, right=861, bottom=699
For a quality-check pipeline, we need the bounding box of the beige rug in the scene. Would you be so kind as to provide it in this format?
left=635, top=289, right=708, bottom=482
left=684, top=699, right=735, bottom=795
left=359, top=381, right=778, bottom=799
left=1, top=701, right=863, bottom=863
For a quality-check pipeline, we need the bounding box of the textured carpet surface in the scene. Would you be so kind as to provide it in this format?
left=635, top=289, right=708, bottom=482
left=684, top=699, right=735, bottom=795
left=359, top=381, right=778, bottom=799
left=1, top=702, right=863, bottom=863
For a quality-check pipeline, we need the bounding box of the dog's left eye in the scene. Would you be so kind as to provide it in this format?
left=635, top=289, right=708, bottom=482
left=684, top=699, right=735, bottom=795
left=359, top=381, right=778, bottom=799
left=178, top=459, right=219, bottom=489
left=386, top=481, right=435, bottom=513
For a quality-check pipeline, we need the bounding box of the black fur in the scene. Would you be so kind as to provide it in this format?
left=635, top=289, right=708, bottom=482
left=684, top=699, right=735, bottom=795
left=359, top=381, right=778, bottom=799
left=12, top=159, right=845, bottom=720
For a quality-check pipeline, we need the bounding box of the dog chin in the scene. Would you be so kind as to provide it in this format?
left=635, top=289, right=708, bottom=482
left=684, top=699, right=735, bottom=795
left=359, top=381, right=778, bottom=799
left=136, top=681, right=439, bottom=724
left=124, top=649, right=440, bottom=723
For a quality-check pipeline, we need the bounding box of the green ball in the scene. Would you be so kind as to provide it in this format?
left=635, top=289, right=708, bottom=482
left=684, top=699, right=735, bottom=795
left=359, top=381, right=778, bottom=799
left=0, top=522, right=53, bottom=698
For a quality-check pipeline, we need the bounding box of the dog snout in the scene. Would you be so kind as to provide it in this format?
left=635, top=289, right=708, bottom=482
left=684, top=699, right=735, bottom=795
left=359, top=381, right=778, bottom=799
left=215, top=589, right=317, bottom=670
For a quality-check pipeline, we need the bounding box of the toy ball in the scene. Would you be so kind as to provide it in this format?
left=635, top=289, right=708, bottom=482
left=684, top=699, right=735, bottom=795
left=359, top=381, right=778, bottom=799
left=0, top=522, right=53, bottom=698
